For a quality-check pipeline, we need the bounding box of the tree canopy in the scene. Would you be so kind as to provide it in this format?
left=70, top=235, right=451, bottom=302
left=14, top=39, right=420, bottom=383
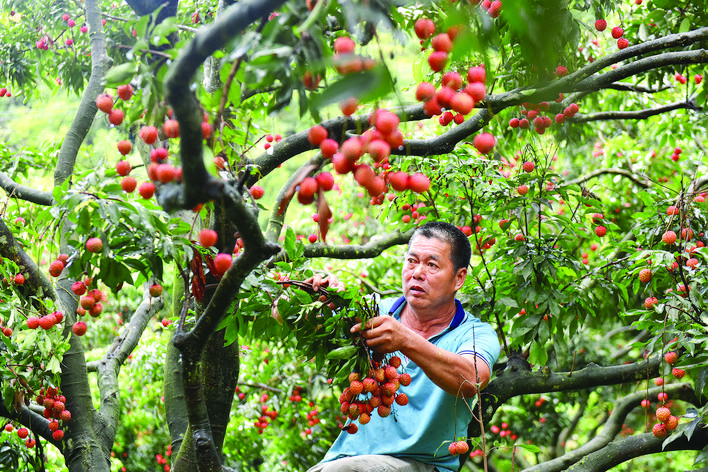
left=0, top=0, right=707, bottom=471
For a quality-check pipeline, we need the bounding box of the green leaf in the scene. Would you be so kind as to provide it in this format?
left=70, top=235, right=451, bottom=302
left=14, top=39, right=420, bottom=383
left=530, top=341, right=549, bottom=366
left=498, top=297, right=518, bottom=308
left=227, top=80, right=242, bottom=108
left=695, top=366, right=707, bottom=398
left=3, top=385, right=14, bottom=412
left=104, top=63, right=136, bottom=88
left=326, top=345, right=358, bottom=360
left=311, top=66, right=393, bottom=109
left=46, top=356, right=62, bottom=374
left=661, top=428, right=686, bottom=450
left=515, top=443, right=542, bottom=453
left=679, top=18, right=691, bottom=33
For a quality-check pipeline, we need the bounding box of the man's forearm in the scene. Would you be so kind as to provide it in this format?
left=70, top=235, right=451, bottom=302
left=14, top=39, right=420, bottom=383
left=400, top=331, right=490, bottom=398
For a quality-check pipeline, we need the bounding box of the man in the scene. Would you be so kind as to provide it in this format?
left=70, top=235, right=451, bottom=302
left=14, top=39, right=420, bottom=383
left=307, top=221, right=501, bottom=472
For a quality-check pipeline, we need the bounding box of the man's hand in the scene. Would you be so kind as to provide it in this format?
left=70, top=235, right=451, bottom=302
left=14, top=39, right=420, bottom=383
left=304, top=273, right=345, bottom=292
left=351, top=315, right=491, bottom=398
left=350, top=316, right=410, bottom=354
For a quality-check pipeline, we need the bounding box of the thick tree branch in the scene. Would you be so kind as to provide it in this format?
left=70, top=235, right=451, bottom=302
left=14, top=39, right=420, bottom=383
left=574, top=50, right=708, bottom=92
left=251, top=104, right=427, bottom=185
left=470, top=356, right=662, bottom=436
left=264, top=156, right=323, bottom=244
left=303, top=229, right=415, bottom=259
left=53, top=0, right=111, bottom=187
left=524, top=383, right=700, bottom=472
left=570, top=100, right=697, bottom=123
left=251, top=29, right=708, bottom=181
left=396, top=108, right=493, bottom=157
left=487, top=28, right=708, bottom=111
left=172, top=185, right=278, bottom=471
left=606, top=83, right=670, bottom=93
left=0, top=171, right=54, bottom=205
left=95, top=290, right=164, bottom=457
left=566, top=423, right=708, bottom=472
left=522, top=27, right=708, bottom=104
left=57, top=283, right=110, bottom=472
left=0, top=395, right=59, bottom=448
left=164, top=0, right=288, bottom=210
left=0, top=218, right=54, bottom=301
left=562, top=168, right=650, bottom=189
left=123, top=0, right=178, bottom=19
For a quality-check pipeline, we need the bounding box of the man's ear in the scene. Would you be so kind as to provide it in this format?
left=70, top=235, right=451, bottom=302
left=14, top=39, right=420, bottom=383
left=454, top=268, right=467, bottom=291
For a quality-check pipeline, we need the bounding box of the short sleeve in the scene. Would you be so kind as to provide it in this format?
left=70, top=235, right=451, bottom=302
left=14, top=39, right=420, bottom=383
left=455, top=320, right=500, bottom=371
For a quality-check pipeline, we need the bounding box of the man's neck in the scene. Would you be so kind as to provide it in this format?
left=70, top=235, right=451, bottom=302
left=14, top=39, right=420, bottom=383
left=401, top=299, right=457, bottom=339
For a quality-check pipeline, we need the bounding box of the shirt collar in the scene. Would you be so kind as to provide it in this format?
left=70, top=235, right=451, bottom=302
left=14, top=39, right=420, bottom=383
left=388, top=296, right=465, bottom=332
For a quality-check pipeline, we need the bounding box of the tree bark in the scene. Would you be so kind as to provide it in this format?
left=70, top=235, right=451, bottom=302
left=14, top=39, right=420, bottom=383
left=53, top=0, right=111, bottom=187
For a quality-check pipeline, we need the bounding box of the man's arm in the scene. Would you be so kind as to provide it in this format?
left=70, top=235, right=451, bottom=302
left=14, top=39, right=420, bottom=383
left=352, top=316, right=491, bottom=398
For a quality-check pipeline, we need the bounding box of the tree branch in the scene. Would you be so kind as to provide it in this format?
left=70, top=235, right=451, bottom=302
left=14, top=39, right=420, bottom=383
left=570, top=100, right=697, bottom=123
left=251, top=104, right=427, bottom=184
left=0, top=395, right=59, bottom=448
left=302, top=229, right=415, bottom=259
left=575, top=50, right=708, bottom=92
left=0, top=171, right=54, bottom=205
left=172, top=187, right=279, bottom=471
left=470, top=356, right=663, bottom=436
left=486, top=28, right=708, bottom=110
left=0, top=218, right=54, bottom=301
left=95, top=290, right=164, bottom=456
left=566, top=424, right=708, bottom=472
left=164, top=0, right=288, bottom=210
left=524, top=383, right=700, bottom=472
left=606, top=83, right=671, bottom=93
left=53, top=0, right=112, bottom=187
left=562, top=168, right=650, bottom=189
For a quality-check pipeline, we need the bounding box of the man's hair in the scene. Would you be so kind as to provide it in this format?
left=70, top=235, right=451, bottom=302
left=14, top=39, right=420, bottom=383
left=408, top=221, right=472, bottom=272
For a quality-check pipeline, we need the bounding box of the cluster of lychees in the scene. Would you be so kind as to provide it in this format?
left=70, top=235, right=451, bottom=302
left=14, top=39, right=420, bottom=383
left=36, top=386, right=71, bottom=442
left=0, top=87, right=11, bottom=98
left=650, top=351, right=683, bottom=439
left=415, top=33, right=487, bottom=119
left=668, top=146, right=682, bottom=162
left=509, top=101, right=580, bottom=135
left=338, top=355, right=411, bottom=434
left=303, top=405, right=322, bottom=436
left=155, top=444, right=172, bottom=472
left=72, top=238, right=109, bottom=336
left=263, top=133, right=283, bottom=150
left=252, top=393, right=279, bottom=434
left=306, top=110, right=431, bottom=202
left=399, top=202, right=428, bottom=225
left=413, top=19, right=497, bottom=157
left=331, top=36, right=377, bottom=78
left=448, top=440, right=470, bottom=456
left=590, top=212, right=607, bottom=238
left=594, top=20, right=630, bottom=50
left=3, top=423, right=35, bottom=448
left=478, top=0, right=502, bottom=18
left=0, top=317, right=13, bottom=337
left=25, top=310, right=65, bottom=331
left=198, top=229, right=234, bottom=276
left=106, top=84, right=215, bottom=200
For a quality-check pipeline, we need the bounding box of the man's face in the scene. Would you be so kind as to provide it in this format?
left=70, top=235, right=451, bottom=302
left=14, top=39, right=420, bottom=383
left=402, top=235, right=466, bottom=315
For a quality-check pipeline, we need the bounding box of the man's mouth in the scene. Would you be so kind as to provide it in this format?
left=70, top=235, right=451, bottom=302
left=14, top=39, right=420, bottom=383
left=409, top=285, right=425, bottom=293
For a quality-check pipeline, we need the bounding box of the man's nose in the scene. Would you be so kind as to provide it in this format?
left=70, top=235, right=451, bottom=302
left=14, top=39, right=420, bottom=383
left=412, top=263, right=425, bottom=278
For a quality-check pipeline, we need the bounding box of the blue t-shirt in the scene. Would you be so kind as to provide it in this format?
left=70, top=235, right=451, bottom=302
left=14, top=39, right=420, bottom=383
left=320, top=297, right=501, bottom=472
